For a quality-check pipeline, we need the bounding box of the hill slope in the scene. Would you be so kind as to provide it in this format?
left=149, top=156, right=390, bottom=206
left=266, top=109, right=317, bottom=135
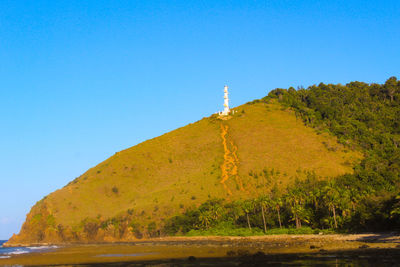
left=6, top=101, right=360, bottom=245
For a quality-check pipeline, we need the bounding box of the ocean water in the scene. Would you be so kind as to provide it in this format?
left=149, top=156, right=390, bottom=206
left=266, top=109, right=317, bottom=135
left=0, top=240, right=58, bottom=259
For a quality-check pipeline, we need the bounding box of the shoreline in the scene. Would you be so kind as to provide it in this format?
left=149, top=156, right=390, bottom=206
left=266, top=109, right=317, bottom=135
left=1, top=234, right=400, bottom=266
left=4, top=232, right=400, bottom=247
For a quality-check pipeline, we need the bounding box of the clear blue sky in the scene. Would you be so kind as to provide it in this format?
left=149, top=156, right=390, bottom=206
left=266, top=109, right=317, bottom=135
left=0, top=0, right=399, bottom=239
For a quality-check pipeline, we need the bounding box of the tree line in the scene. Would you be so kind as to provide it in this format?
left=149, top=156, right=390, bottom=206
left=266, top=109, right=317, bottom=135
left=164, top=77, right=400, bottom=235
left=163, top=175, right=400, bottom=235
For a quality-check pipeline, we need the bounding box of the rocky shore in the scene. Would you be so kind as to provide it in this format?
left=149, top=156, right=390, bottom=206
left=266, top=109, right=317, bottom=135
left=1, top=234, right=400, bottom=266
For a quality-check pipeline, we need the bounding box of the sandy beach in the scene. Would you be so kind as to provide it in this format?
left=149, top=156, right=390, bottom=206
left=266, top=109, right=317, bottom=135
left=1, top=234, right=400, bottom=266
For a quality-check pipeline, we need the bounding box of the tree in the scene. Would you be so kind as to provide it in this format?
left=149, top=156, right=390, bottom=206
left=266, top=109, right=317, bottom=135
left=197, top=199, right=224, bottom=229
left=384, top=76, right=398, bottom=102
left=225, top=201, right=245, bottom=225
left=258, top=196, right=271, bottom=233
left=322, top=181, right=341, bottom=228
left=198, top=210, right=212, bottom=229
left=286, top=187, right=309, bottom=228
left=242, top=200, right=254, bottom=230
left=272, top=197, right=283, bottom=228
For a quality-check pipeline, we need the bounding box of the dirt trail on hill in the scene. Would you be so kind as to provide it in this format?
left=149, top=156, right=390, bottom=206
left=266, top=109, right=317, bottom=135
left=220, top=124, right=243, bottom=195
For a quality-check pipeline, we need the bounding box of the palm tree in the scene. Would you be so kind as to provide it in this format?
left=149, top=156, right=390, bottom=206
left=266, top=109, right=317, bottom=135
left=198, top=210, right=212, bottom=229
left=338, top=187, right=351, bottom=219
left=285, top=191, right=300, bottom=228
left=242, top=200, right=254, bottom=230
left=270, top=185, right=283, bottom=228
left=198, top=199, right=224, bottom=229
left=258, top=196, right=270, bottom=233
left=322, top=181, right=340, bottom=228
left=226, top=201, right=244, bottom=225
left=272, top=197, right=283, bottom=228
left=209, top=202, right=223, bottom=221
left=286, top=188, right=309, bottom=228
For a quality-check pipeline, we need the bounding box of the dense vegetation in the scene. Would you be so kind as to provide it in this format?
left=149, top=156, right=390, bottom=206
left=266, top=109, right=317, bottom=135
left=164, top=77, right=400, bottom=234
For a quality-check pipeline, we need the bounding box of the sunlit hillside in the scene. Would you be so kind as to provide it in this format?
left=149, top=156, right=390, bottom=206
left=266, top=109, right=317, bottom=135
left=7, top=101, right=360, bottom=245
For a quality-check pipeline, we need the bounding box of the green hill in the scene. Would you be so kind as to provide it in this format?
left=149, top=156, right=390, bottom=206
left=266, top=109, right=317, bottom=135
left=6, top=100, right=361, bottom=245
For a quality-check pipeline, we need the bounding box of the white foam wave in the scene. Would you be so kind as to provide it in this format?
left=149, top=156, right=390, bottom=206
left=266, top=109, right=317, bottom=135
left=0, top=255, right=11, bottom=258
left=6, top=249, right=29, bottom=255
left=28, top=245, right=58, bottom=250
left=0, top=244, right=59, bottom=258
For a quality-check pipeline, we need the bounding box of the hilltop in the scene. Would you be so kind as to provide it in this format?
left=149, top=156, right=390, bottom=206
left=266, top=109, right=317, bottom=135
left=5, top=100, right=360, bottom=246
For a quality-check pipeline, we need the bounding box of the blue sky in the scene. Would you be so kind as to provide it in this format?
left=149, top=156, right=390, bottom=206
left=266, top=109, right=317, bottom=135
left=0, top=0, right=399, bottom=239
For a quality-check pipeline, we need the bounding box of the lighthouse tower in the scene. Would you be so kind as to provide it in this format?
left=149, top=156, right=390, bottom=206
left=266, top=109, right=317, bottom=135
left=220, top=85, right=230, bottom=116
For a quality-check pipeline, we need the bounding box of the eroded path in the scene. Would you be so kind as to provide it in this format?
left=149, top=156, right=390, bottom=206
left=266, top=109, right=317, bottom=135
left=220, top=124, right=243, bottom=195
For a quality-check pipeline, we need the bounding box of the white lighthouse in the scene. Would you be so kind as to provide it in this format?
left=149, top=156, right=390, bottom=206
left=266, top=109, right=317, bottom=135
left=219, top=85, right=230, bottom=116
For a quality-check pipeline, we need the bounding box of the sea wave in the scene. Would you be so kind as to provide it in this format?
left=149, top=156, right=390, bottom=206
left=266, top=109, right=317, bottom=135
left=6, top=248, right=30, bottom=255
left=0, top=245, right=59, bottom=258
left=27, top=245, right=59, bottom=250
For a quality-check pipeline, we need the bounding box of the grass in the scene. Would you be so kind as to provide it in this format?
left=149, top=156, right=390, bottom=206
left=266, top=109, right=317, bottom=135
left=8, top=101, right=361, bottom=244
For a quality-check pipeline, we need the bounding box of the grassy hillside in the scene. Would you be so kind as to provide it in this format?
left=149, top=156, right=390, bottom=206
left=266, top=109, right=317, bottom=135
left=6, top=101, right=360, bottom=245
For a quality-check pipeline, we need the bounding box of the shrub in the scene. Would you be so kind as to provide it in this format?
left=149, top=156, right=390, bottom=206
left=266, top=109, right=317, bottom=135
left=46, top=215, right=56, bottom=227
left=147, top=221, right=158, bottom=237
left=129, top=221, right=143, bottom=239
left=32, top=214, right=42, bottom=224
left=84, top=221, right=99, bottom=239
